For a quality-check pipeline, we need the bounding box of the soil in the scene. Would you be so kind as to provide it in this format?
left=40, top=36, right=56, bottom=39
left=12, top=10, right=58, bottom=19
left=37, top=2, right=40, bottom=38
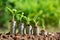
left=0, top=32, right=60, bottom=40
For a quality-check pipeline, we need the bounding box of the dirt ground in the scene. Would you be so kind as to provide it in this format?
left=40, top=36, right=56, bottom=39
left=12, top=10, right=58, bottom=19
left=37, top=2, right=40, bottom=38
left=0, top=31, right=60, bottom=40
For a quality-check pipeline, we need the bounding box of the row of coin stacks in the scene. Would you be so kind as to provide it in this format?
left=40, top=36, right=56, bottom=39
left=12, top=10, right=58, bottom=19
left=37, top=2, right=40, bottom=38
left=10, top=20, right=41, bottom=35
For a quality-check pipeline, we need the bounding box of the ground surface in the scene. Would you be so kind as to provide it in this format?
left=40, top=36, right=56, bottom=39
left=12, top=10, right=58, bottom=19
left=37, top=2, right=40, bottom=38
left=0, top=32, right=60, bottom=40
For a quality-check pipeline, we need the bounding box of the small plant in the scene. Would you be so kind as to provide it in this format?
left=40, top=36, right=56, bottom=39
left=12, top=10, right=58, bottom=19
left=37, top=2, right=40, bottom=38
left=42, top=19, right=45, bottom=30
left=32, top=15, right=40, bottom=35
left=7, top=7, right=17, bottom=34
left=25, top=17, right=32, bottom=35
left=40, top=15, right=47, bottom=35
left=18, top=12, right=25, bottom=35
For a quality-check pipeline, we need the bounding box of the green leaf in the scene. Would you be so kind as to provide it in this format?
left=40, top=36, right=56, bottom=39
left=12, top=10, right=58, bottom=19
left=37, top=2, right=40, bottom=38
left=7, top=7, right=14, bottom=15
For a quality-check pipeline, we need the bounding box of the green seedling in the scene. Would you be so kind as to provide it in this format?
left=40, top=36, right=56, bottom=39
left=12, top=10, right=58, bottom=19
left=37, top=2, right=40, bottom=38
left=25, top=17, right=32, bottom=35
left=41, top=19, right=45, bottom=30
left=7, top=7, right=17, bottom=34
left=32, top=14, right=40, bottom=35
left=33, top=13, right=40, bottom=26
left=18, top=12, right=25, bottom=35
left=33, top=19, right=40, bottom=35
left=40, top=15, right=47, bottom=36
left=23, top=13, right=33, bottom=35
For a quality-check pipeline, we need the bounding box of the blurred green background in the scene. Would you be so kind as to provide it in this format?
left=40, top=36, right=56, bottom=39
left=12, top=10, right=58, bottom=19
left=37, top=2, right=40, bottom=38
left=0, top=0, right=60, bottom=33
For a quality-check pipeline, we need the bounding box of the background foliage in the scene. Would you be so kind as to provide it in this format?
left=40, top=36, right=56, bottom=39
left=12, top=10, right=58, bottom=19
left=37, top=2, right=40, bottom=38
left=0, top=0, right=60, bottom=32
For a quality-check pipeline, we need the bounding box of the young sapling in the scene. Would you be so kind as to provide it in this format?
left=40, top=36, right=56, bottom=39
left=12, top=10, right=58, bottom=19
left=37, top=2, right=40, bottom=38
left=40, top=19, right=48, bottom=36
left=18, top=12, right=25, bottom=35
left=7, top=7, right=17, bottom=34
left=33, top=17, right=40, bottom=35
left=25, top=17, right=32, bottom=35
